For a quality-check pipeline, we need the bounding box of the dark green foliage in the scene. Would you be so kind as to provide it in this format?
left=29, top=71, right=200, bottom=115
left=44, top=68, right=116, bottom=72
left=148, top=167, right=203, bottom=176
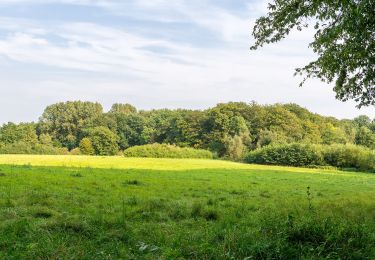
left=355, top=126, right=375, bottom=149
left=251, top=0, right=375, bottom=107
left=354, top=115, right=372, bottom=128
left=70, top=172, right=83, bottom=178
left=39, top=101, right=103, bottom=149
left=369, top=121, right=375, bottom=133
left=201, top=103, right=255, bottom=159
left=110, top=113, right=151, bottom=150
left=85, top=127, right=119, bottom=156
left=123, top=180, right=141, bottom=186
left=123, top=143, right=213, bottom=159
left=246, top=143, right=324, bottom=167
left=246, top=143, right=375, bottom=171
left=256, top=129, right=288, bottom=147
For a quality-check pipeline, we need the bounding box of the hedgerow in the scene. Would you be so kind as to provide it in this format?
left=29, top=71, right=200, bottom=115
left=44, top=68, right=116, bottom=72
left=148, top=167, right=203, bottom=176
left=123, top=143, right=213, bottom=159
left=322, top=144, right=375, bottom=171
left=245, top=143, right=324, bottom=167
left=0, top=142, right=69, bottom=155
left=245, top=143, right=375, bottom=171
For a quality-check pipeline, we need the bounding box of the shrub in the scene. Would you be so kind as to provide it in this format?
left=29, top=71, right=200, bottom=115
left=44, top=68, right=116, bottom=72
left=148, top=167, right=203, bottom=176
left=0, top=142, right=69, bottom=155
left=0, top=141, right=33, bottom=154
left=70, top=148, right=82, bottom=155
left=85, top=127, right=119, bottom=156
left=245, top=143, right=375, bottom=171
left=245, top=143, right=324, bottom=167
left=224, top=135, right=248, bottom=161
left=79, top=138, right=94, bottom=155
left=123, top=143, right=213, bottom=159
left=322, top=144, right=375, bottom=171
left=38, top=133, right=53, bottom=145
left=32, top=144, right=69, bottom=155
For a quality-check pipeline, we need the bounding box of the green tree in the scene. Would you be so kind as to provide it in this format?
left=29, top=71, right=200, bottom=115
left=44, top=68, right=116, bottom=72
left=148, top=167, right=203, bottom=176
left=142, top=109, right=178, bottom=144
left=0, top=123, right=38, bottom=144
left=263, top=105, right=304, bottom=142
left=86, top=127, right=119, bottom=155
left=321, top=123, right=348, bottom=145
left=353, top=115, right=371, bottom=128
left=301, top=121, right=322, bottom=144
left=79, top=138, right=95, bottom=155
left=251, top=0, right=375, bottom=107
left=110, top=113, right=152, bottom=150
left=355, top=126, right=375, bottom=149
left=109, top=103, right=137, bottom=115
left=40, top=101, right=103, bottom=149
left=339, top=119, right=357, bottom=144
left=224, top=135, right=247, bottom=161
left=203, top=105, right=252, bottom=157
left=256, top=129, right=288, bottom=147
left=369, top=121, right=375, bottom=133
left=38, top=133, right=53, bottom=146
left=162, top=110, right=205, bottom=148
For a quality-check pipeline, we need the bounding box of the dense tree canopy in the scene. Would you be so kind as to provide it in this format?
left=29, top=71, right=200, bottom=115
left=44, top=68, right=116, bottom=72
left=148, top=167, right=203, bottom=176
left=0, top=101, right=374, bottom=159
left=39, top=101, right=103, bottom=149
left=251, top=0, right=375, bottom=107
left=85, top=127, right=119, bottom=156
left=109, top=103, right=137, bottom=115
left=0, top=123, right=37, bottom=145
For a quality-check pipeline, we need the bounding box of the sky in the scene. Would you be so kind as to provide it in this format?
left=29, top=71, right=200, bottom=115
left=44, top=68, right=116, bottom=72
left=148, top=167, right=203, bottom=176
left=0, top=0, right=373, bottom=124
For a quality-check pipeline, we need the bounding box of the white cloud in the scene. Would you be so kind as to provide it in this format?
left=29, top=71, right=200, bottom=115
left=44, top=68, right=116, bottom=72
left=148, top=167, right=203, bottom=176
left=0, top=0, right=373, bottom=124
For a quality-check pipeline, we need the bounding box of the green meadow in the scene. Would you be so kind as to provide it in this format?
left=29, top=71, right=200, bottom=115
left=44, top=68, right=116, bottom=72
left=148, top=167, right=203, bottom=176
left=1, top=155, right=375, bottom=259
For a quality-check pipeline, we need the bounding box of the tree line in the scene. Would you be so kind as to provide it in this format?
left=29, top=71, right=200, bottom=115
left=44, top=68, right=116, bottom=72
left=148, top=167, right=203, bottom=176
left=0, top=101, right=374, bottom=159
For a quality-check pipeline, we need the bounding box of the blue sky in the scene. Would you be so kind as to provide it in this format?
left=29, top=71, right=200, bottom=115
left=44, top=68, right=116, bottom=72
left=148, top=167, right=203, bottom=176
left=0, top=0, right=373, bottom=124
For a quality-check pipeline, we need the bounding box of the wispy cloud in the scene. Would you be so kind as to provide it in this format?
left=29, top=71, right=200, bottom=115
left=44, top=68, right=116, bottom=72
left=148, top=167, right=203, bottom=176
left=0, top=0, right=373, bottom=123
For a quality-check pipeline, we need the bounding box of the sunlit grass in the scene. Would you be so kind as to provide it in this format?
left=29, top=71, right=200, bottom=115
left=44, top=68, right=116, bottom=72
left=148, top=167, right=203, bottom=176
left=0, top=154, right=357, bottom=174
left=0, top=155, right=374, bottom=258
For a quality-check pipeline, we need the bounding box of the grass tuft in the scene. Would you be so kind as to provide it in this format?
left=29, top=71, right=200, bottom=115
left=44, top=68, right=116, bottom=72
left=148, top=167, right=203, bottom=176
left=70, top=172, right=83, bottom=177
left=123, top=180, right=142, bottom=186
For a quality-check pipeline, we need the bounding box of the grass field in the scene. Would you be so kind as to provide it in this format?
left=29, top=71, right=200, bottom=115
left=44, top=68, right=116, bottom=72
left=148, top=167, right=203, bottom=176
left=1, top=155, right=375, bottom=259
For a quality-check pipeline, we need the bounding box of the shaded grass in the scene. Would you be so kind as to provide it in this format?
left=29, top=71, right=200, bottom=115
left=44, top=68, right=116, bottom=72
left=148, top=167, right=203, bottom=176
left=0, top=161, right=374, bottom=258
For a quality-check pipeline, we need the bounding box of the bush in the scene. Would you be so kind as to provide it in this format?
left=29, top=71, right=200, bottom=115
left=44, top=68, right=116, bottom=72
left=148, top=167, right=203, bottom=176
left=224, top=135, right=248, bottom=161
left=322, top=144, right=375, bottom=171
left=245, top=143, right=324, bottom=167
left=0, top=142, right=69, bottom=155
left=79, top=138, right=94, bottom=155
left=123, top=143, right=213, bottom=159
left=85, top=127, right=119, bottom=156
left=245, top=143, right=375, bottom=171
left=70, top=148, right=82, bottom=155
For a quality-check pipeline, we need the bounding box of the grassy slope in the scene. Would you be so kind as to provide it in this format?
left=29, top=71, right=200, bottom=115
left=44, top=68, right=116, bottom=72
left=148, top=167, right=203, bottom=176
left=0, top=155, right=374, bottom=258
